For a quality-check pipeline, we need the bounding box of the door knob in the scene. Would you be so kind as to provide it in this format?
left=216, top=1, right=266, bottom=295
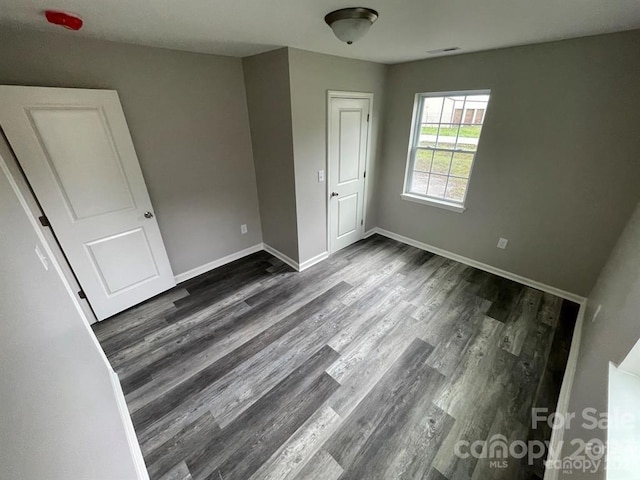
left=331, top=192, right=339, bottom=198
left=144, top=211, right=154, bottom=219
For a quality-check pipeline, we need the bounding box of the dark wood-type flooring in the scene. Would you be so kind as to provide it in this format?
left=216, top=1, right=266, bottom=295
left=94, top=235, right=578, bottom=480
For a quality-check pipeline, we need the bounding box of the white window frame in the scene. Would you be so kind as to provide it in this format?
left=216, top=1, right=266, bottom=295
left=401, top=89, right=491, bottom=213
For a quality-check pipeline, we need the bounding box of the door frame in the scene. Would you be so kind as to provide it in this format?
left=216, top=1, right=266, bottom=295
left=326, top=90, right=374, bottom=255
left=0, top=128, right=99, bottom=323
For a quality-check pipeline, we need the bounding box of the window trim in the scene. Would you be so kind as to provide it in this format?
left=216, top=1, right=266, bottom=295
left=402, top=89, right=491, bottom=212
left=400, top=192, right=467, bottom=213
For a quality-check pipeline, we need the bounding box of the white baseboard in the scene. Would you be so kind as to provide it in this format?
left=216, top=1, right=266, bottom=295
left=109, top=369, right=149, bottom=480
left=174, top=243, right=263, bottom=283
left=263, top=243, right=300, bottom=271
left=174, top=243, right=327, bottom=282
left=371, top=227, right=586, bottom=304
left=299, top=251, right=329, bottom=271
left=364, top=228, right=377, bottom=239
left=543, top=302, right=586, bottom=480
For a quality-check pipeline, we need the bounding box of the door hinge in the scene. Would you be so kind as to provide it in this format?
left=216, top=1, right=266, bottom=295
left=361, top=219, right=364, bottom=226
left=39, top=215, right=50, bottom=227
left=363, top=170, right=366, bottom=178
left=367, top=113, right=370, bottom=122
left=78, top=290, right=87, bottom=299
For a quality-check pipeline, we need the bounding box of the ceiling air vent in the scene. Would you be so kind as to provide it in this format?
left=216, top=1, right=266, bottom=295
left=426, top=47, right=461, bottom=55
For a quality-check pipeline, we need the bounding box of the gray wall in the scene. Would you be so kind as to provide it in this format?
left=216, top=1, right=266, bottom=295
left=0, top=154, right=141, bottom=479
left=0, top=27, right=262, bottom=277
left=288, top=48, right=387, bottom=263
left=243, top=49, right=299, bottom=261
left=376, top=30, right=640, bottom=296
left=560, top=200, right=640, bottom=479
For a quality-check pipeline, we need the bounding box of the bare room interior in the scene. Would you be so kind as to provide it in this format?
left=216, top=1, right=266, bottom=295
left=1, top=2, right=640, bottom=480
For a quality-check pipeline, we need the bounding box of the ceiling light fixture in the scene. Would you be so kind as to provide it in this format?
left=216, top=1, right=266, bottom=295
left=324, top=7, right=378, bottom=45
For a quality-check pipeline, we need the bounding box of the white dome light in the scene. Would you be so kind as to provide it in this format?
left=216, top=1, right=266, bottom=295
left=325, top=8, right=379, bottom=45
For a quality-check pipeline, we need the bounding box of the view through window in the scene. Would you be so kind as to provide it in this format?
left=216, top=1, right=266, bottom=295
left=405, top=91, right=490, bottom=206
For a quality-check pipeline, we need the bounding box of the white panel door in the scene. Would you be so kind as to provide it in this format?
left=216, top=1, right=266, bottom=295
left=328, top=95, right=370, bottom=253
left=0, top=86, right=175, bottom=320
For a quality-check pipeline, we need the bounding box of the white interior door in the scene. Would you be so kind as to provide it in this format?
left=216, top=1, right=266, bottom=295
left=328, top=94, right=371, bottom=253
left=0, top=86, right=175, bottom=320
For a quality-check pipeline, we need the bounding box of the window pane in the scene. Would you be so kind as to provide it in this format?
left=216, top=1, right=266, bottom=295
left=463, top=109, right=475, bottom=123
left=455, top=125, right=481, bottom=151
left=427, top=174, right=447, bottom=198
left=445, top=177, right=469, bottom=202
left=431, top=150, right=452, bottom=175
left=410, top=171, right=429, bottom=194
left=418, top=123, right=439, bottom=148
left=440, top=97, right=458, bottom=125
left=458, top=125, right=482, bottom=138
left=452, top=108, right=463, bottom=124
left=414, top=149, right=433, bottom=172
left=422, top=97, right=444, bottom=123
left=451, top=152, right=474, bottom=178
left=436, top=125, right=459, bottom=150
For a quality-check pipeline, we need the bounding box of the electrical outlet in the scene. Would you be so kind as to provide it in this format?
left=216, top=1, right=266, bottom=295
left=497, top=237, right=508, bottom=249
left=241, top=224, right=248, bottom=234
left=592, top=304, right=602, bottom=323
left=318, top=170, right=325, bottom=182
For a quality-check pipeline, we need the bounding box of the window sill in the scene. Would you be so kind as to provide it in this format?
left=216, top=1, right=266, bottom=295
left=400, top=193, right=467, bottom=213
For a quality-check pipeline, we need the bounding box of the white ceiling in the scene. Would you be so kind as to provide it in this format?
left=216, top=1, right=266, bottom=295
left=1, top=0, right=640, bottom=64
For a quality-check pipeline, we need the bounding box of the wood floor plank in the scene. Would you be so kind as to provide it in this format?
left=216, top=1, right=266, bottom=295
left=130, top=282, right=351, bottom=432
left=423, top=467, right=449, bottom=480
left=340, top=257, right=407, bottom=306
left=409, top=259, right=460, bottom=310
left=417, top=280, right=488, bottom=347
left=482, top=275, right=525, bottom=323
left=167, top=267, right=270, bottom=324
left=100, top=315, right=170, bottom=355
left=157, top=462, right=193, bottom=480
left=327, top=281, right=407, bottom=353
left=126, top=280, right=350, bottom=413
left=205, top=300, right=351, bottom=427
left=433, top=315, right=506, bottom=417
left=185, top=346, right=340, bottom=480
left=91, top=235, right=579, bottom=480
left=247, top=406, right=342, bottom=480
left=500, top=287, right=544, bottom=356
left=132, top=284, right=349, bottom=436
left=145, top=412, right=220, bottom=479
left=471, top=411, right=529, bottom=480
left=110, top=299, right=250, bottom=373
left=324, top=338, right=437, bottom=469
left=209, top=373, right=339, bottom=480
left=339, top=374, right=453, bottom=480
left=326, top=301, right=416, bottom=383
left=114, top=301, right=252, bottom=378
left=327, top=303, right=421, bottom=418
left=93, top=288, right=189, bottom=342
left=432, top=317, right=516, bottom=478
left=292, top=450, right=343, bottom=480
left=178, top=251, right=272, bottom=293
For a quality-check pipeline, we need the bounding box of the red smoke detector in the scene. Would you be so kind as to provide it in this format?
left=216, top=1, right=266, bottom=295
left=45, top=10, right=83, bottom=30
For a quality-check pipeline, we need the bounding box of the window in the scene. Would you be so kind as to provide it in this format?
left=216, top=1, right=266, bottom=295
left=403, top=90, right=490, bottom=212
